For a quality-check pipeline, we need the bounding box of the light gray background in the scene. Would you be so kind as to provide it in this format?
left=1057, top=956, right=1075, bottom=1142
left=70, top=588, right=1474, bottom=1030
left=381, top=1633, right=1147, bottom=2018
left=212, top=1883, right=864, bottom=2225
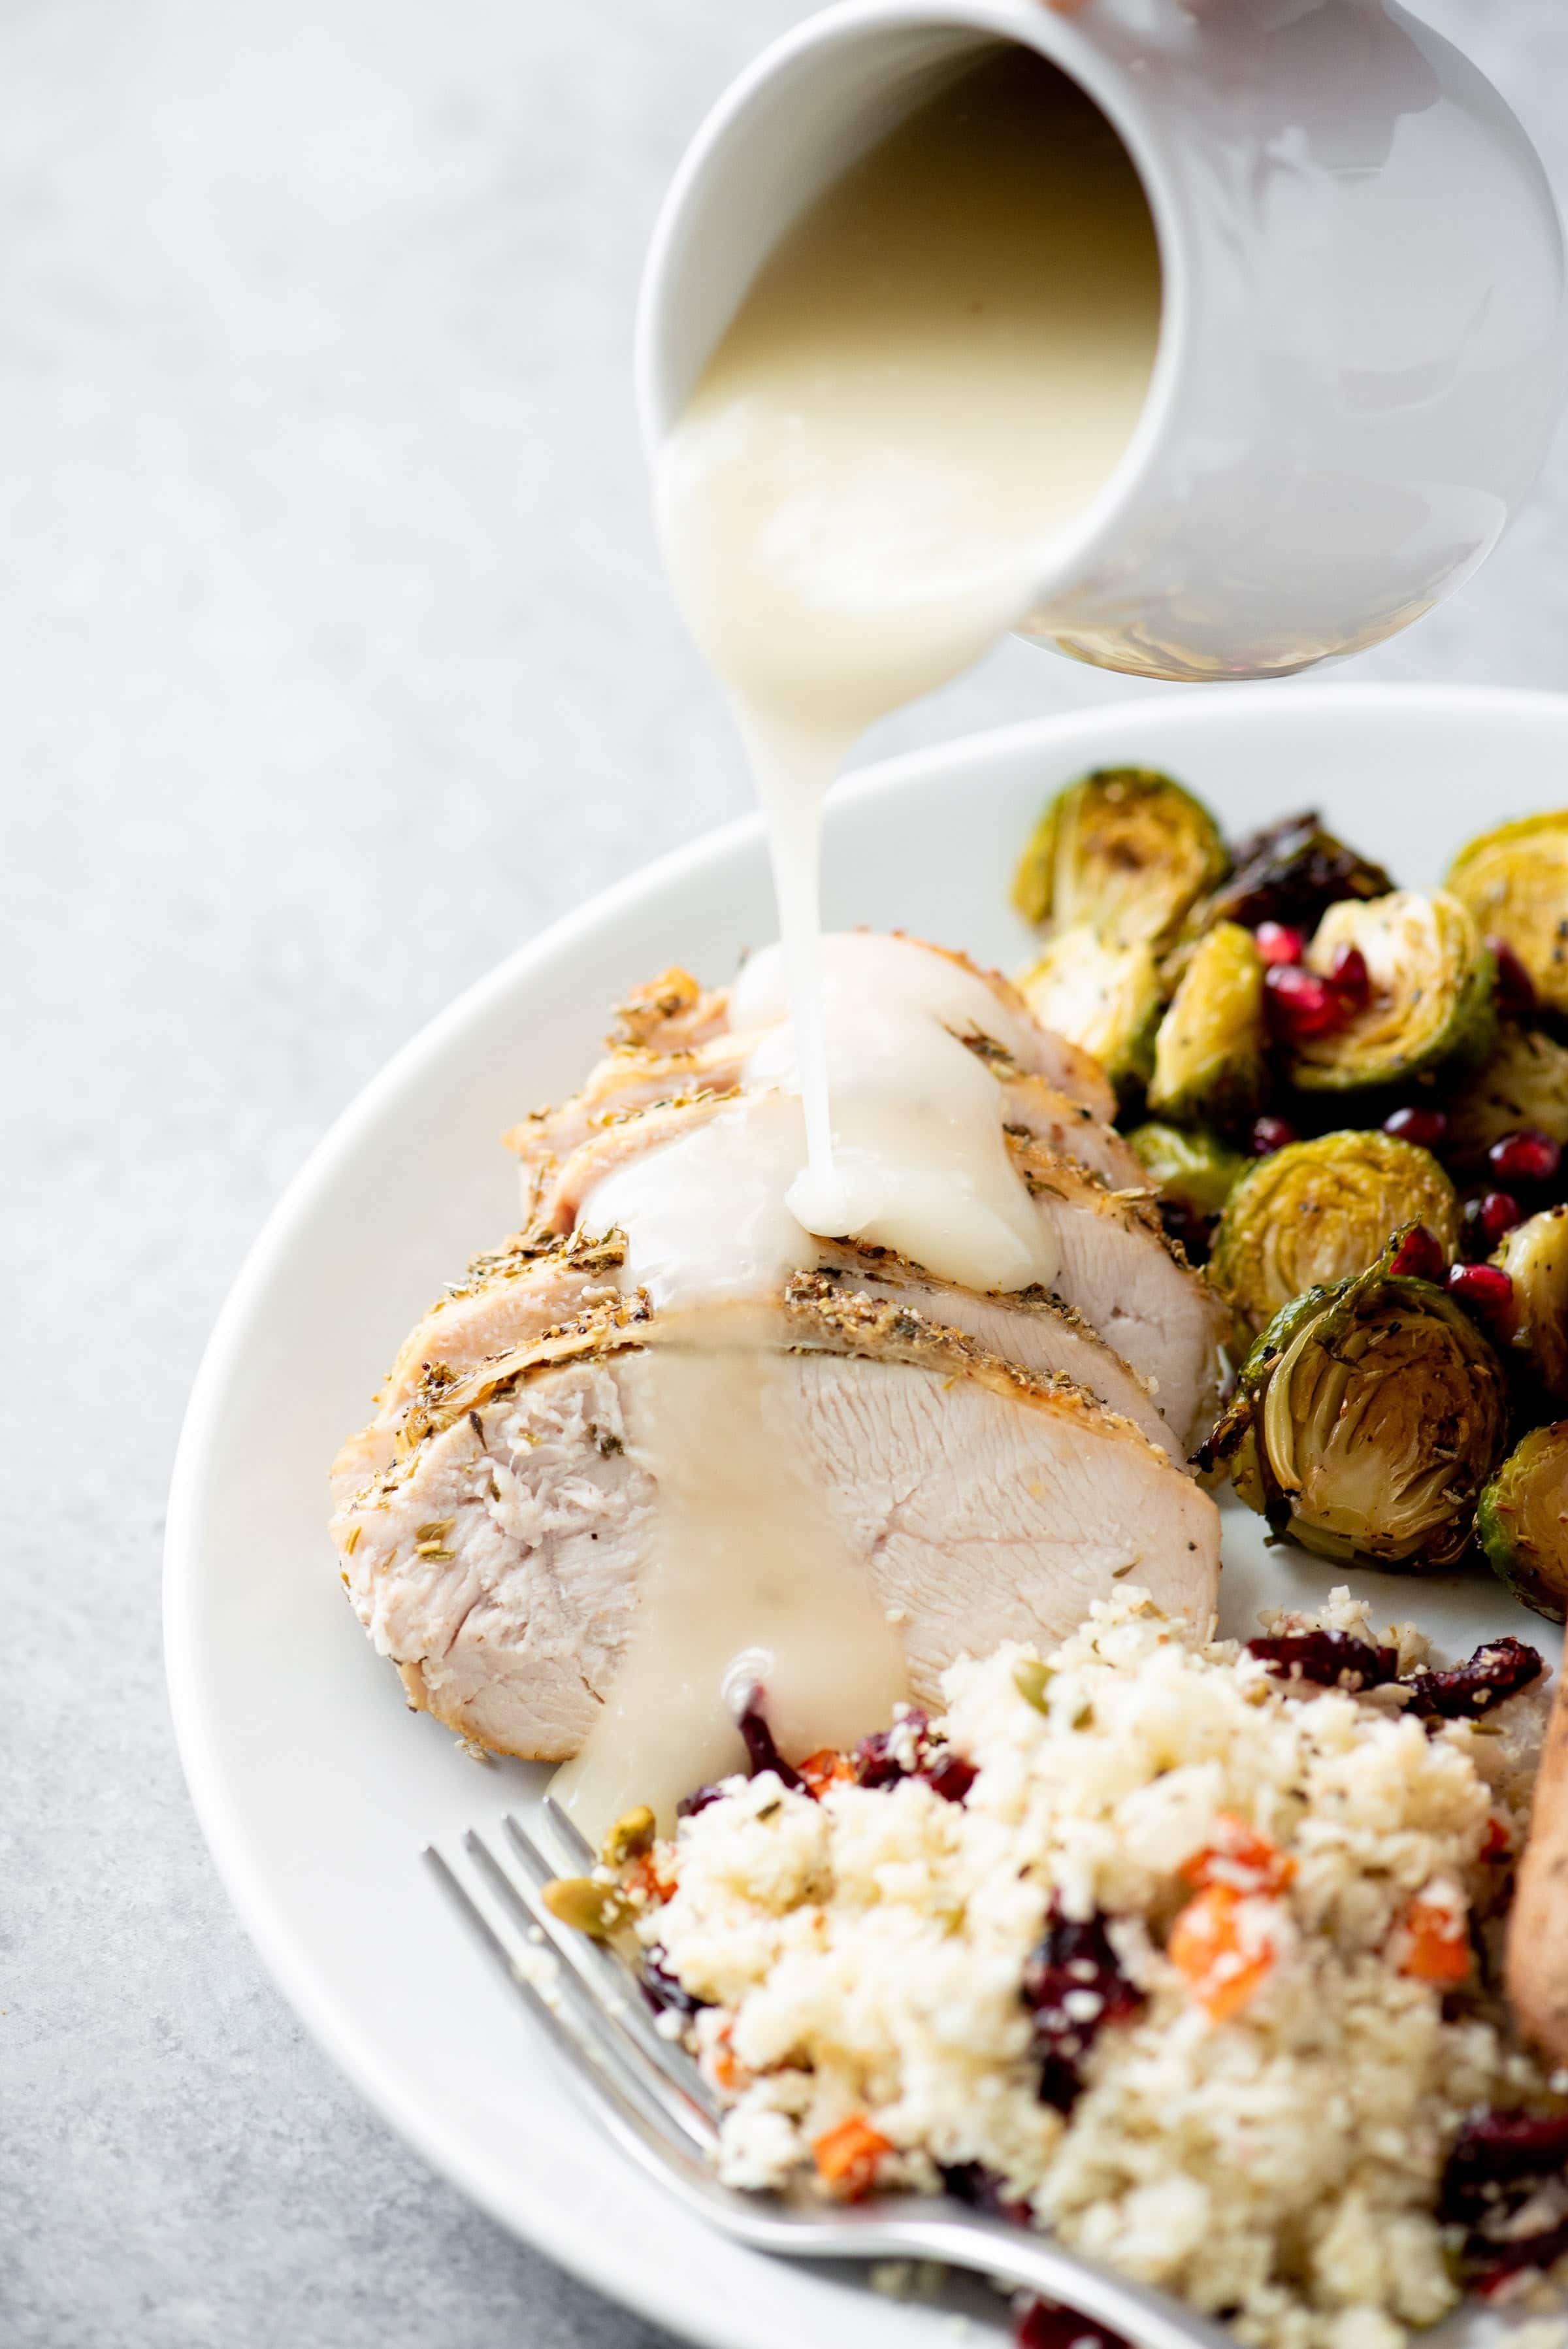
left=9, top=1, right=1568, bottom=2342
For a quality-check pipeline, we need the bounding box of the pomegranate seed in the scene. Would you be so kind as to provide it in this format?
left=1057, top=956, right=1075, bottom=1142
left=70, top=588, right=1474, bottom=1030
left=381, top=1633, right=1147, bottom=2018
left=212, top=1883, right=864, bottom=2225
left=1464, top=1191, right=1523, bottom=1254
left=1490, top=936, right=1538, bottom=1021
left=1265, top=963, right=1342, bottom=1039
left=1249, top=1115, right=1298, bottom=1156
left=1387, top=1224, right=1447, bottom=1283
left=1328, top=942, right=1371, bottom=1011
left=1446, top=1261, right=1514, bottom=1319
left=1382, top=1105, right=1448, bottom=1151
left=1488, top=1128, right=1562, bottom=1187
left=1254, top=921, right=1306, bottom=966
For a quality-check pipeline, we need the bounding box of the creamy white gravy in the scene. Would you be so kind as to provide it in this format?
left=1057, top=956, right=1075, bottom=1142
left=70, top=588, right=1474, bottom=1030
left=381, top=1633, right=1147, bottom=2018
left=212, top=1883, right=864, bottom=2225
left=659, top=44, right=1159, bottom=1228
left=558, top=46, right=1159, bottom=1833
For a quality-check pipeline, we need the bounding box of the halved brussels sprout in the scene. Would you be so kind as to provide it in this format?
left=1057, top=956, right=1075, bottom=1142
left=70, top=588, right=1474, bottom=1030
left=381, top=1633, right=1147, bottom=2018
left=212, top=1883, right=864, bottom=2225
left=1012, top=768, right=1227, bottom=945
left=1186, top=808, right=1392, bottom=939
left=1212, top=1258, right=1509, bottom=1570
left=1478, top=1422, right=1568, bottom=1623
left=1444, top=1023, right=1568, bottom=1170
left=1147, top=921, right=1265, bottom=1126
left=1210, top=1130, right=1461, bottom=1339
left=1017, top=925, right=1162, bottom=1097
left=1494, top=1206, right=1568, bottom=1402
left=1446, top=812, right=1568, bottom=1017
left=1126, top=1123, right=1247, bottom=1218
left=1288, top=890, right=1495, bottom=1093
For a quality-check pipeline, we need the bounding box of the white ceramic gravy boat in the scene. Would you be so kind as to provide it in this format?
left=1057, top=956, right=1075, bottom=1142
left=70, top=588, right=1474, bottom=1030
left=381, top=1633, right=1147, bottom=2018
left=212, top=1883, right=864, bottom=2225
left=637, top=0, right=1568, bottom=683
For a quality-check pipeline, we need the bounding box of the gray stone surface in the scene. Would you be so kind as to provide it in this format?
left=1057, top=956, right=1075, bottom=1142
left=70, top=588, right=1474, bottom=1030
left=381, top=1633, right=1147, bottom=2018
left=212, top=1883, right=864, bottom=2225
left=8, top=1, right=1568, bottom=2342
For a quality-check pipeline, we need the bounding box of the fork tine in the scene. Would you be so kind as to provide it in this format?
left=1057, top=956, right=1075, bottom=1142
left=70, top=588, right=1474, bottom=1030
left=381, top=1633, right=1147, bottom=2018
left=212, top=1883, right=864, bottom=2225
left=540, top=1790, right=596, bottom=1871
left=496, top=1815, right=721, bottom=2131
left=426, top=1843, right=710, bottom=2172
left=463, top=1828, right=717, bottom=2151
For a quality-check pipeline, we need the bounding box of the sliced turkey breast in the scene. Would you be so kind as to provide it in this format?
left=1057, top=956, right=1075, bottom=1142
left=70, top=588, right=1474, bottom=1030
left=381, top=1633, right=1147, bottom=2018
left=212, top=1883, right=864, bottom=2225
left=510, top=937, right=1115, bottom=1168
left=508, top=1036, right=1141, bottom=1192
left=537, top=1089, right=1224, bottom=1449
left=335, top=1219, right=1182, bottom=1499
left=331, top=1283, right=1220, bottom=1761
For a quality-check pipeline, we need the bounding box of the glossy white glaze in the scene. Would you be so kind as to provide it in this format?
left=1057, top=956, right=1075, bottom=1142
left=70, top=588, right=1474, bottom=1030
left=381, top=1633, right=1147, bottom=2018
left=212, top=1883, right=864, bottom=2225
left=639, top=0, right=1567, bottom=683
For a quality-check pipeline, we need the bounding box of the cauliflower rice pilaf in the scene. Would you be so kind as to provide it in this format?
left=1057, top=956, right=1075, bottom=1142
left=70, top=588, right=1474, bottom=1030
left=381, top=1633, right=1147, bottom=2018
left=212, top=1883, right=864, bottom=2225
left=608, top=1592, right=1564, bottom=2349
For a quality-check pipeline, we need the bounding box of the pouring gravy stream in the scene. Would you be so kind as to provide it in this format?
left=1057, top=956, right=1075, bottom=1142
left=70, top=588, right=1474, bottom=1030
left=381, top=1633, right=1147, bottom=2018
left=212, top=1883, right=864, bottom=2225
left=555, top=45, right=1161, bottom=1835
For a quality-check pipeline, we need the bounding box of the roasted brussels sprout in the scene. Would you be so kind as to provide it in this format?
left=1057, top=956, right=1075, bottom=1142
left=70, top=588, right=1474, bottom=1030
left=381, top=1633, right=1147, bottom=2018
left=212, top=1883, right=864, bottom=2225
left=1478, top=1422, right=1568, bottom=1622
left=1126, top=1122, right=1246, bottom=1217
left=1210, top=1130, right=1461, bottom=1338
left=1288, top=891, right=1495, bottom=1093
left=1446, top=812, right=1568, bottom=1017
left=1494, top=1206, right=1568, bottom=1402
left=1213, top=1257, right=1509, bottom=1569
left=1147, top=921, right=1266, bottom=1126
left=1017, top=925, right=1162, bottom=1096
left=1012, top=767, right=1227, bottom=945
left=1444, top=1023, right=1568, bottom=1170
left=1184, top=808, right=1392, bottom=940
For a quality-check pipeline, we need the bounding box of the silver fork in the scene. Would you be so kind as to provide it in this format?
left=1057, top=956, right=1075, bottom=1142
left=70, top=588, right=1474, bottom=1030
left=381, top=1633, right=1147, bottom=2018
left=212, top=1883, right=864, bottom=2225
left=425, top=1798, right=1232, bottom=2349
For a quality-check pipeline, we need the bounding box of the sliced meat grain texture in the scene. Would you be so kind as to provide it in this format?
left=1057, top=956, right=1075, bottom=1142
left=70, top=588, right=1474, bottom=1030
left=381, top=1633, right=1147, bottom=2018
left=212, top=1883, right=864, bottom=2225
left=331, top=937, right=1224, bottom=1760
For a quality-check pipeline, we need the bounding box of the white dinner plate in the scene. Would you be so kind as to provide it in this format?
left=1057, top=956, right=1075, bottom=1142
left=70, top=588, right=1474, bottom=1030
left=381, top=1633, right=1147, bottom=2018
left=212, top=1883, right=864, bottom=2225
left=166, top=682, right=1567, bottom=2349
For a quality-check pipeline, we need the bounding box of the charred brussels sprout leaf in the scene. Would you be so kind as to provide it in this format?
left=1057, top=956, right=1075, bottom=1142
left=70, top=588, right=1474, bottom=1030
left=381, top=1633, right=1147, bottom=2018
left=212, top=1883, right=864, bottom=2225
left=1147, top=921, right=1266, bottom=1126
left=1478, top=1422, right=1568, bottom=1623
left=1215, top=1261, right=1509, bottom=1570
left=1210, top=1130, right=1461, bottom=1339
left=1446, top=812, right=1568, bottom=1017
left=1186, top=809, right=1392, bottom=938
left=1012, top=767, right=1227, bottom=946
left=1444, top=1023, right=1568, bottom=1170
left=1494, top=1206, right=1568, bottom=1402
left=1126, top=1122, right=1247, bottom=1217
left=1018, top=926, right=1162, bottom=1098
left=1288, top=891, right=1495, bottom=1093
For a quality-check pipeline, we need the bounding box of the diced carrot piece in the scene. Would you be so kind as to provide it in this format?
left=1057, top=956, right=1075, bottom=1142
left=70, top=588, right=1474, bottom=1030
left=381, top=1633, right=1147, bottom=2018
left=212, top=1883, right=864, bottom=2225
left=812, top=2114, right=892, bottom=2199
left=711, top=2024, right=748, bottom=2094
left=1168, top=1884, right=1275, bottom=2021
left=798, top=1748, right=855, bottom=1799
left=1398, top=1897, right=1471, bottom=1984
left=1180, top=1813, right=1296, bottom=1897
left=625, top=1851, right=676, bottom=1904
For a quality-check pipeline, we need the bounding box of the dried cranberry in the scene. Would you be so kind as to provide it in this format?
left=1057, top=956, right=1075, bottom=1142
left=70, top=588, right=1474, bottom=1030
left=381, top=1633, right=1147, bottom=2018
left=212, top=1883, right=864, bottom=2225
left=640, top=1946, right=709, bottom=2018
left=1490, top=937, right=1539, bottom=1021
left=1328, top=942, right=1371, bottom=1011
left=854, top=1709, right=929, bottom=1788
left=1470, top=2214, right=1568, bottom=2295
left=1386, top=1224, right=1448, bottom=1283
left=1246, top=1629, right=1399, bottom=1691
left=921, top=1752, right=978, bottom=1805
left=1254, top=921, right=1306, bottom=966
left=736, top=1691, right=804, bottom=1792
left=1489, top=1128, right=1562, bottom=1188
left=1015, top=2301, right=1132, bottom=2349
left=1441, top=2109, right=1568, bottom=2222
left=1383, top=1106, right=1448, bottom=1151
left=941, top=2161, right=1032, bottom=2228
left=1446, top=1260, right=1514, bottom=1321
left=1464, top=1191, right=1524, bottom=1255
left=1400, top=1635, right=1543, bottom=1721
left=1264, top=962, right=1343, bottom=1040
left=1250, top=1114, right=1299, bottom=1157
left=1021, top=1907, right=1143, bottom=2113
